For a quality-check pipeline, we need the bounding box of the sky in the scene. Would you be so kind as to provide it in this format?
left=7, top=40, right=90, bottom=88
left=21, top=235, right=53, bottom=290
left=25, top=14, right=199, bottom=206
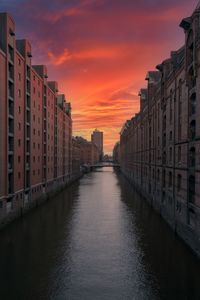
left=0, top=0, right=198, bottom=153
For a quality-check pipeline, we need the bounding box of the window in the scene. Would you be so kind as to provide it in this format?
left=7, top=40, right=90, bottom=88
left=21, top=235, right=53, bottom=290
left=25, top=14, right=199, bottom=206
left=189, top=147, right=195, bottom=168
left=18, top=73, right=21, bottom=81
left=169, top=147, right=172, bottom=162
left=163, top=170, right=166, bottom=188
left=18, top=106, right=21, bottom=114
left=178, top=146, right=181, bottom=163
left=18, top=172, right=21, bottom=179
left=189, top=175, right=195, bottom=203
left=18, top=156, right=21, bottom=163
left=169, top=172, right=172, bottom=187
left=190, top=120, right=196, bottom=140
left=177, top=174, right=182, bottom=192
left=18, top=58, right=21, bottom=66
left=170, top=131, right=172, bottom=141
left=190, top=93, right=196, bottom=116
left=18, top=89, right=21, bottom=97
left=18, top=139, right=21, bottom=146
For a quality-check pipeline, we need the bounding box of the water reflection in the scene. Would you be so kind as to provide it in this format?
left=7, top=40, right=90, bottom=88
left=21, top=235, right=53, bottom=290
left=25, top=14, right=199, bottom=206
left=0, top=168, right=199, bottom=300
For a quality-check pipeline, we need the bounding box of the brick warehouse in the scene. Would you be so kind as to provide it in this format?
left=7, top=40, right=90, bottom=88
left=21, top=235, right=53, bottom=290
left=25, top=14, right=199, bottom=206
left=118, top=3, right=200, bottom=257
left=0, top=13, right=72, bottom=225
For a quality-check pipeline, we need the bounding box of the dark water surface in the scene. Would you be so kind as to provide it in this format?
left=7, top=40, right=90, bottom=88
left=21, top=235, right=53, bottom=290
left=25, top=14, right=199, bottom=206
left=0, top=167, right=200, bottom=300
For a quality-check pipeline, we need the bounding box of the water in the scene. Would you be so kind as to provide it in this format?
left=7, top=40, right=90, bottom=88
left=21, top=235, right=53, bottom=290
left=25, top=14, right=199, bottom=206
left=0, top=167, right=200, bottom=300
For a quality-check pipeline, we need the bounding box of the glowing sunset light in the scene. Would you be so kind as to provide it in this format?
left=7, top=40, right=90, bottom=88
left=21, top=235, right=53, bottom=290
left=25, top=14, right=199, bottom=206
left=0, top=0, right=197, bottom=153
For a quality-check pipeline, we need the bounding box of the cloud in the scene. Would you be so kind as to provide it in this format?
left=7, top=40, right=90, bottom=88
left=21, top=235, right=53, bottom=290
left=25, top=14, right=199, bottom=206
left=48, top=48, right=71, bottom=65
left=0, top=0, right=198, bottom=153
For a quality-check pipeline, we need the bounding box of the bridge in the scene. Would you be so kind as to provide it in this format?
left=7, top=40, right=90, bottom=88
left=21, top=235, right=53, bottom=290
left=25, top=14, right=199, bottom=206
left=91, top=162, right=120, bottom=168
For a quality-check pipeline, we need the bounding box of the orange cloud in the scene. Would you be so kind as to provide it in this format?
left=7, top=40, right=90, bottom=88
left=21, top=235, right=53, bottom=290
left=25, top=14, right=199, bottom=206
left=5, top=0, right=197, bottom=153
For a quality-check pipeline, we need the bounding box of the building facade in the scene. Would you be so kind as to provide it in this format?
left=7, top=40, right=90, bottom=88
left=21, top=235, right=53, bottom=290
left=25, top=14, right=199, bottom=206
left=119, top=4, right=200, bottom=257
left=0, top=13, right=72, bottom=225
left=75, top=136, right=101, bottom=166
left=91, top=129, right=103, bottom=160
left=72, top=137, right=81, bottom=180
left=113, top=142, right=120, bottom=164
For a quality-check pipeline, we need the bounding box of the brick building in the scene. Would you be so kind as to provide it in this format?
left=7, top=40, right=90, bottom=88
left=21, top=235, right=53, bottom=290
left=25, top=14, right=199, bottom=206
left=118, top=3, right=200, bottom=257
left=72, top=137, right=81, bottom=180
left=75, top=136, right=101, bottom=165
left=0, top=13, right=72, bottom=224
left=113, top=142, right=120, bottom=164
left=91, top=129, right=103, bottom=160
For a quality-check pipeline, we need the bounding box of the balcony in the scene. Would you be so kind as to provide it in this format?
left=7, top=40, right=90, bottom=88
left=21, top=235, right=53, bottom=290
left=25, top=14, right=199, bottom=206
left=8, top=161, right=13, bottom=173
left=8, top=81, right=14, bottom=99
left=9, top=118, right=14, bottom=135
left=25, top=170, right=30, bottom=188
left=9, top=99, right=14, bottom=116
left=26, top=79, right=31, bottom=94
left=26, top=110, right=30, bottom=124
left=8, top=45, right=14, bottom=62
left=26, top=65, right=31, bottom=79
left=8, top=173, right=14, bottom=195
left=26, top=95, right=30, bottom=109
left=8, top=62, right=14, bottom=80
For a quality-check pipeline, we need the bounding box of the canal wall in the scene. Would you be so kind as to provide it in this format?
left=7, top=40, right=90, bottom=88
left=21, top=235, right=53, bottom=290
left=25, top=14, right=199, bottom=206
left=0, top=172, right=83, bottom=230
left=121, top=169, right=200, bottom=259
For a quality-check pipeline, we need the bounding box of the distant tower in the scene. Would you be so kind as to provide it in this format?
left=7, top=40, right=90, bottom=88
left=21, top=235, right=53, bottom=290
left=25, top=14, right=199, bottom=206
left=91, top=129, right=103, bottom=160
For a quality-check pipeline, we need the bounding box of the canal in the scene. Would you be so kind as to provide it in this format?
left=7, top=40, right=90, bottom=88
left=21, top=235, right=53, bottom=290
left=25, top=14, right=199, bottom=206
left=0, top=167, right=200, bottom=299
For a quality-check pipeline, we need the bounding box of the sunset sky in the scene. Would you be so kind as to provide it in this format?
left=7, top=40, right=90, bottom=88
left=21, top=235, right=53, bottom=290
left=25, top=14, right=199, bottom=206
left=0, top=0, right=198, bottom=153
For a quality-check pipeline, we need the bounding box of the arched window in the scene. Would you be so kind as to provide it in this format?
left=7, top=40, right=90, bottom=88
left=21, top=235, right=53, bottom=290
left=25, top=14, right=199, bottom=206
left=163, top=151, right=166, bottom=164
left=178, top=146, right=181, bottom=163
left=169, top=172, right=172, bottom=187
left=189, top=147, right=195, bottom=167
left=190, top=93, right=196, bottom=116
left=163, top=170, right=166, bottom=188
left=177, top=174, right=182, bottom=192
left=189, top=175, right=195, bottom=203
left=190, top=120, right=196, bottom=140
left=169, top=147, right=172, bottom=162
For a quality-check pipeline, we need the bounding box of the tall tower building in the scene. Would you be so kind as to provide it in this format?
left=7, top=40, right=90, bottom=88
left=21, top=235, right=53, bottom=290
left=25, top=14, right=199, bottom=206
left=91, top=129, right=103, bottom=160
